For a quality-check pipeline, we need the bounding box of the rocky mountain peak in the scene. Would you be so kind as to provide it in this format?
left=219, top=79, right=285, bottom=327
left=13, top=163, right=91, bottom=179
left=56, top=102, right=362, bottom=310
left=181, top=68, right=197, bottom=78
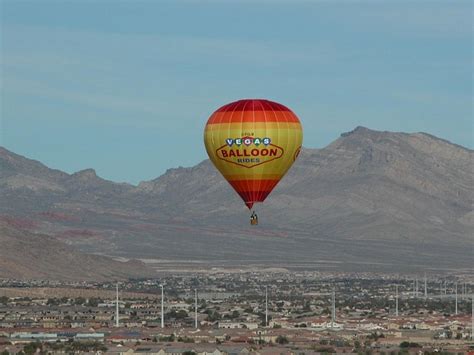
left=340, top=126, right=374, bottom=137
left=0, top=146, right=68, bottom=181
left=71, top=168, right=98, bottom=180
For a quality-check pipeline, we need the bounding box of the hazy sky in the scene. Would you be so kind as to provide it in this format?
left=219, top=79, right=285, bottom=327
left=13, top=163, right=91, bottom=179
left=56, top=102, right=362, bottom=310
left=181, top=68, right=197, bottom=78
left=1, top=1, right=472, bottom=184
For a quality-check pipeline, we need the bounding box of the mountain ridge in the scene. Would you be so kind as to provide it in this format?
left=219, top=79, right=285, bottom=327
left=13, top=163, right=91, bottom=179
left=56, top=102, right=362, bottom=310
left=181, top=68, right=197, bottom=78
left=3, top=126, right=471, bottom=187
left=1, top=126, right=472, bottom=277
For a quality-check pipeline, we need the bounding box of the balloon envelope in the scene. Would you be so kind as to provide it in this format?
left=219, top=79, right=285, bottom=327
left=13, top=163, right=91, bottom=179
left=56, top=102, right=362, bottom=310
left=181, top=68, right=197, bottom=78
left=204, top=99, right=303, bottom=209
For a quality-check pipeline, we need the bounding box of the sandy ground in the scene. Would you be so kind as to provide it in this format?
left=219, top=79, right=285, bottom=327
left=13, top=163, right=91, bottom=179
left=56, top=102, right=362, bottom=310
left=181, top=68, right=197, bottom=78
left=0, top=287, right=159, bottom=299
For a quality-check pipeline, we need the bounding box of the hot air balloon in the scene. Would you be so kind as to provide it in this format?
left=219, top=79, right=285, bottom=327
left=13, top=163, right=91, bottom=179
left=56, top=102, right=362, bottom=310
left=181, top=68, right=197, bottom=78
left=203, top=99, right=303, bottom=224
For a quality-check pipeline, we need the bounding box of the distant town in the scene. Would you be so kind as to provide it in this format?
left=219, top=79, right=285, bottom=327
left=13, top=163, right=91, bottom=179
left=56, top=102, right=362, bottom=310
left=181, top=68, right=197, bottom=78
left=0, top=272, right=473, bottom=354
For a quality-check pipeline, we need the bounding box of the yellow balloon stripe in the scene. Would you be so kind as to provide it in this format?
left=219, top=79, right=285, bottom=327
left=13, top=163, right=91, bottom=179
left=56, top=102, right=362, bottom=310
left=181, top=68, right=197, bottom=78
left=223, top=173, right=283, bottom=181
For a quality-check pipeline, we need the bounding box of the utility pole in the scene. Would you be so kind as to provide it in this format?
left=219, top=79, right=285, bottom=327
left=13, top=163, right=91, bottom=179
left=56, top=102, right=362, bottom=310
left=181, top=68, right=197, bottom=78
left=471, top=294, right=473, bottom=340
left=195, top=289, right=198, bottom=329
left=161, top=285, right=164, bottom=328
left=395, top=285, right=399, bottom=317
left=115, top=282, right=119, bottom=327
left=265, top=286, right=268, bottom=327
left=455, top=283, right=458, bottom=315
left=424, top=274, right=427, bottom=299
left=331, top=288, right=336, bottom=328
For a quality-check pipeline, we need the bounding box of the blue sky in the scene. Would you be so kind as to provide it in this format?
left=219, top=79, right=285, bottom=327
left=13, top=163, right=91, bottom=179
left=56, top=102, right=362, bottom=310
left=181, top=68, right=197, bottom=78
left=1, top=0, right=472, bottom=184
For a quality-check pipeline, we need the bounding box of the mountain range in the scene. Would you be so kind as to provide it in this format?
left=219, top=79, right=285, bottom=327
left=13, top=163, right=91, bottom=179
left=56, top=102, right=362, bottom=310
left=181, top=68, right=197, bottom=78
left=1, top=126, right=472, bottom=279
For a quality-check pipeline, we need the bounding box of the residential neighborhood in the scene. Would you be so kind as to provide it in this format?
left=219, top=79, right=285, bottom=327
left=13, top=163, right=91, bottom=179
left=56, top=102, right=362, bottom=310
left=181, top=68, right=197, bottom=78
left=0, top=272, right=472, bottom=354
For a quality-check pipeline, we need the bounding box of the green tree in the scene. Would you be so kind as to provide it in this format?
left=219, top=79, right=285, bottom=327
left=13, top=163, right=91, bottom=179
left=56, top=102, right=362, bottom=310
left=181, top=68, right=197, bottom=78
left=23, top=342, right=42, bottom=355
left=178, top=336, right=194, bottom=343
left=276, top=335, right=289, bottom=345
left=47, top=298, right=59, bottom=306
left=176, top=310, right=188, bottom=319
left=87, top=298, right=99, bottom=307
left=74, top=297, right=86, bottom=305
left=159, top=334, right=175, bottom=342
left=399, top=341, right=420, bottom=348
left=205, top=310, right=221, bottom=322
left=303, top=300, right=311, bottom=311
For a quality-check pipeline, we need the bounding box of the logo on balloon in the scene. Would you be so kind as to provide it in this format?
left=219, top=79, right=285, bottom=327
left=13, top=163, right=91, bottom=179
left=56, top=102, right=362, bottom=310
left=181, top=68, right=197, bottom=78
left=216, top=136, right=284, bottom=168
left=293, top=146, right=302, bottom=161
left=225, top=137, right=271, bottom=147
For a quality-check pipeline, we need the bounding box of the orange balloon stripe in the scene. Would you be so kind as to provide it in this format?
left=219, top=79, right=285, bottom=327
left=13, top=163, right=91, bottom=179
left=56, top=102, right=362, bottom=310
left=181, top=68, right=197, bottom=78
left=205, top=122, right=301, bottom=131
left=207, top=110, right=299, bottom=124
left=228, top=179, right=280, bottom=209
